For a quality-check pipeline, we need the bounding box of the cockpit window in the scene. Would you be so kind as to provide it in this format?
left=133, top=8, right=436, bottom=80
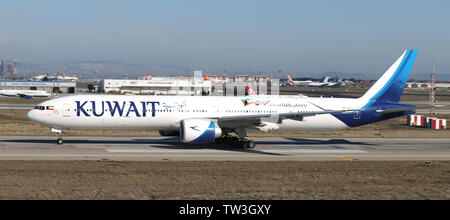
left=34, top=106, right=45, bottom=110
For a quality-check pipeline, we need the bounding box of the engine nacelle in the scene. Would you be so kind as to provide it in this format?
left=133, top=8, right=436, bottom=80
left=180, top=119, right=222, bottom=144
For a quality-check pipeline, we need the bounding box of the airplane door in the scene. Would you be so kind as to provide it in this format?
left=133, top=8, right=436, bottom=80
left=63, top=103, right=71, bottom=117
left=353, top=110, right=361, bottom=119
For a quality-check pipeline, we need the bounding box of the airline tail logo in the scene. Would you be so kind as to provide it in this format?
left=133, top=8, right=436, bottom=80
left=246, top=85, right=257, bottom=96
left=286, top=74, right=294, bottom=83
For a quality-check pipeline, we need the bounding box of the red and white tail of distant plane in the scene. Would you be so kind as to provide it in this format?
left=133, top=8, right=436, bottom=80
left=286, top=74, right=312, bottom=86
left=245, top=85, right=257, bottom=96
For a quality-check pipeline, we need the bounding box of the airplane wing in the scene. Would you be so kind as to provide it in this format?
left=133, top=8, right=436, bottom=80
left=215, top=109, right=357, bottom=129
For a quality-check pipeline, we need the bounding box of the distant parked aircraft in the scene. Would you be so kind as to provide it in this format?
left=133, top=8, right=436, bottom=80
left=32, top=74, right=79, bottom=81
left=307, top=76, right=330, bottom=87
left=326, top=79, right=344, bottom=87
left=0, top=89, right=51, bottom=99
left=286, top=74, right=312, bottom=86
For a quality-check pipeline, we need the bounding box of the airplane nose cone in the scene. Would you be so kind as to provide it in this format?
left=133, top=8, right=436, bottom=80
left=27, top=109, right=38, bottom=122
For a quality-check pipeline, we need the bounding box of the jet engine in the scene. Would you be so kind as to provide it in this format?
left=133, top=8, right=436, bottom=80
left=180, top=119, right=222, bottom=144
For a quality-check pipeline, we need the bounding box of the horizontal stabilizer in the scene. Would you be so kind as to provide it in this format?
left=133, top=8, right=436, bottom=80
left=376, top=107, right=416, bottom=114
left=374, top=102, right=416, bottom=114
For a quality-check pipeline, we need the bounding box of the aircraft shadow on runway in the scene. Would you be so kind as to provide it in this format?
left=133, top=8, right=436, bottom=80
left=2, top=138, right=286, bottom=156
left=2, top=137, right=373, bottom=156
left=263, top=138, right=374, bottom=146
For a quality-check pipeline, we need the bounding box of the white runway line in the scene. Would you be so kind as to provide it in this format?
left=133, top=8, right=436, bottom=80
left=105, top=148, right=368, bottom=154
left=0, top=154, right=449, bottom=158
left=259, top=149, right=367, bottom=153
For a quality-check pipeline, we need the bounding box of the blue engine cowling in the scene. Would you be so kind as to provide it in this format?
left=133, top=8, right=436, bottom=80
left=180, top=119, right=222, bottom=144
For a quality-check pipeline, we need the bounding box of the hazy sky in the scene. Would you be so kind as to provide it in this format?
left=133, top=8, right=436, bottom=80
left=0, top=0, right=449, bottom=76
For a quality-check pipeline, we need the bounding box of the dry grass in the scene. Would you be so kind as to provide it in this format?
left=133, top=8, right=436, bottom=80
left=0, top=161, right=448, bottom=200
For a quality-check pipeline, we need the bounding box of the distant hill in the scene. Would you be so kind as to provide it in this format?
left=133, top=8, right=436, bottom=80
left=409, top=73, right=450, bottom=81
left=14, top=60, right=450, bottom=81
left=294, top=72, right=450, bottom=81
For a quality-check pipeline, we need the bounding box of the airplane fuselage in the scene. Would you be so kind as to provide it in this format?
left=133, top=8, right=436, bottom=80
left=28, top=95, right=372, bottom=131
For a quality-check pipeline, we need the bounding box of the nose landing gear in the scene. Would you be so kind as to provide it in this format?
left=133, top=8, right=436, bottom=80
left=51, top=128, right=63, bottom=145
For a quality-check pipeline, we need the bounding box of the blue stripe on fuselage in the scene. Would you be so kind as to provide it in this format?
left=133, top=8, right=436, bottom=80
left=331, top=102, right=415, bottom=127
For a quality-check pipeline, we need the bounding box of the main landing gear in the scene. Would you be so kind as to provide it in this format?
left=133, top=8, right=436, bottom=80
left=51, top=128, right=63, bottom=145
left=216, top=135, right=256, bottom=149
left=215, top=127, right=255, bottom=149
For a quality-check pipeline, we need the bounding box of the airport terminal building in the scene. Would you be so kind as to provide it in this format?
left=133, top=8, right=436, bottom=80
left=0, top=80, right=76, bottom=94
left=98, top=78, right=212, bottom=95
left=407, top=82, right=450, bottom=89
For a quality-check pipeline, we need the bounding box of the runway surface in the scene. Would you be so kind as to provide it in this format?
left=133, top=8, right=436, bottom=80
left=0, top=103, right=35, bottom=110
left=0, top=136, right=449, bottom=161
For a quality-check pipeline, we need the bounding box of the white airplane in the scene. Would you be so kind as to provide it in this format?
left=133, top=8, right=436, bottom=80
left=56, top=75, right=79, bottom=81
left=326, top=79, right=344, bottom=87
left=307, top=76, right=330, bottom=87
left=0, top=89, right=51, bottom=99
left=286, top=74, right=312, bottom=86
left=31, top=74, right=79, bottom=81
left=28, top=50, right=418, bottom=148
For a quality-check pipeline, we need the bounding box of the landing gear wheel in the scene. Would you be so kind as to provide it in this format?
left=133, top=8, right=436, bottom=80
left=52, top=128, right=64, bottom=145
left=246, top=141, right=256, bottom=149
left=236, top=139, right=255, bottom=149
left=218, top=135, right=256, bottom=149
left=240, top=140, right=255, bottom=149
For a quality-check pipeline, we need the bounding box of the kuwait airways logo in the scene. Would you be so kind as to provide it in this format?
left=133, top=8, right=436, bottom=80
left=76, top=101, right=160, bottom=117
left=190, top=126, right=200, bottom=131
left=241, top=98, right=270, bottom=106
